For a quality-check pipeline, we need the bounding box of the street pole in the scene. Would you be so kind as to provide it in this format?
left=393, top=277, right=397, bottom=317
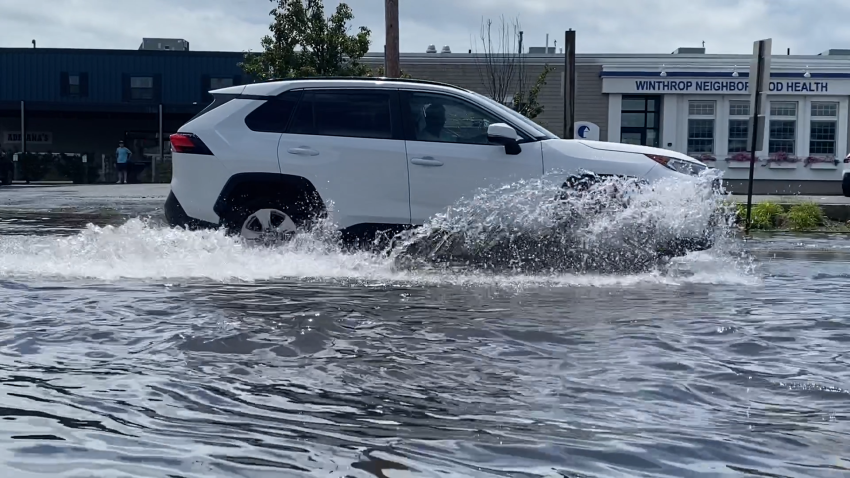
left=384, top=0, right=400, bottom=78
left=563, top=29, right=576, bottom=139
left=20, top=100, right=26, bottom=155
left=745, top=38, right=771, bottom=234
left=156, top=103, right=162, bottom=183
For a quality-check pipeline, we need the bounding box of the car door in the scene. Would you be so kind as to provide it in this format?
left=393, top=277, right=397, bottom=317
left=400, top=89, right=544, bottom=225
left=276, top=88, right=411, bottom=229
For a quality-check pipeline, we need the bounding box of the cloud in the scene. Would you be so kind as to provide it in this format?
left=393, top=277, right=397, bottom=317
left=0, top=0, right=848, bottom=56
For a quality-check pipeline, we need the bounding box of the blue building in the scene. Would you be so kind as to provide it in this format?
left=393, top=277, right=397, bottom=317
left=0, top=40, right=246, bottom=172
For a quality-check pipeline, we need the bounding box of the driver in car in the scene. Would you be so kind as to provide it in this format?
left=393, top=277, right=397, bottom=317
left=417, top=103, right=456, bottom=142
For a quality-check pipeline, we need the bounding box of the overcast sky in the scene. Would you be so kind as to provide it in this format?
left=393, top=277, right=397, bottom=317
left=1, top=0, right=849, bottom=55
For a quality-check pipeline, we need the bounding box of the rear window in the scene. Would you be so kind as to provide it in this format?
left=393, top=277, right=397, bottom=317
left=189, top=93, right=237, bottom=122
left=244, top=90, right=302, bottom=133
left=288, top=89, right=394, bottom=139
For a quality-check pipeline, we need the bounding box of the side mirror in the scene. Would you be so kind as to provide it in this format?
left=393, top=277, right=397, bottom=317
left=487, top=123, right=521, bottom=155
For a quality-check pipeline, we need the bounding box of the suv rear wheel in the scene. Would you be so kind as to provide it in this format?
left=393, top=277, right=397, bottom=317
left=223, top=200, right=305, bottom=245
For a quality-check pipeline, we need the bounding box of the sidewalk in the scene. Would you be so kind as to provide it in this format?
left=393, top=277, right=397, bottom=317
left=0, top=183, right=170, bottom=214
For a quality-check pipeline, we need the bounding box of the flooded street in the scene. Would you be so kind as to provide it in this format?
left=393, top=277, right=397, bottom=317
left=0, top=184, right=848, bottom=477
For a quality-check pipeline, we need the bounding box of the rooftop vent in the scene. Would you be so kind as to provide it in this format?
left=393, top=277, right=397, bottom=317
left=818, top=49, right=850, bottom=56
left=528, top=46, right=556, bottom=54
left=441, top=45, right=451, bottom=54
left=426, top=44, right=437, bottom=53
left=139, top=37, right=189, bottom=51
left=671, top=47, right=705, bottom=54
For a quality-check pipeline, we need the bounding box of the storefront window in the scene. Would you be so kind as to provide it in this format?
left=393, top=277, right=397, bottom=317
left=768, top=101, right=797, bottom=154
left=809, top=102, right=838, bottom=156
left=620, top=95, right=660, bottom=147
left=687, top=100, right=715, bottom=154
left=728, top=100, right=750, bottom=153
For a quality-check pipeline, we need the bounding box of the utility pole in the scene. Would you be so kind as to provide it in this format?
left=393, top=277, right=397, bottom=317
left=744, top=38, right=771, bottom=234
left=384, top=0, right=400, bottom=78
left=156, top=103, right=163, bottom=183
left=563, top=29, right=576, bottom=139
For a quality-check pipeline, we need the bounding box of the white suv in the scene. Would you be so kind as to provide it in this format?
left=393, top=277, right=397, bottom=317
left=165, top=77, right=712, bottom=246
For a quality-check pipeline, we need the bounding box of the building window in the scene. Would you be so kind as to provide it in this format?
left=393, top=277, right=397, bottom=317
left=131, top=76, right=154, bottom=100
left=768, top=101, right=797, bottom=154
left=68, top=75, right=80, bottom=96
left=619, top=95, right=660, bottom=147
left=809, top=101, right=838, bottom=156
left=728, top=100, right=750, bottom=153
left=687, top=100, right=715, bottom=155
left=210, top=77, right=234, bottom=90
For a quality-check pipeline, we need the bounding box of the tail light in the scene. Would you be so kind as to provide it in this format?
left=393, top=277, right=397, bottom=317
left=170, top=133, right=212, bottom=155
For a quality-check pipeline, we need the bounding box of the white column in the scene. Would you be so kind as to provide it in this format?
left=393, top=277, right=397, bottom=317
left=798, top=97, right=810, bottom=159
left=660, top=95, right=678, bottom=150
left=607, top=94, right=621, bottom=142
left=715, top=96, right=730, bottom=158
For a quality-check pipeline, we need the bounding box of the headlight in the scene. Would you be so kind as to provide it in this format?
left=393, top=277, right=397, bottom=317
left=644, top=154, right=707, bottom=176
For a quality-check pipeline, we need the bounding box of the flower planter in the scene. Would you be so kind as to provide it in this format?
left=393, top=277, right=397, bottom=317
left=726, top=161, right=753, bottom=169
left=809, top=162, right=838, bottom=170
left=767, top=162, right=798, bottom=169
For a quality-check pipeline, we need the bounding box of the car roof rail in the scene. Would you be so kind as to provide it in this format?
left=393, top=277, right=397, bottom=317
left=251, top=75, right=471, bottom=92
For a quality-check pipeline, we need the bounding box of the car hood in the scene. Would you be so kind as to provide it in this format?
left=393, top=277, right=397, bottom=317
left=573, top=140, right=707, bottom=166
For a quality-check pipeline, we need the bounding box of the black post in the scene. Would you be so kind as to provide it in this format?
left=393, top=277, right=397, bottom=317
left=156, top=104, right=163, bottom=183
left=563, top=31, right=567, bottom=137
left=20, top=100, right=26, bottom=155
left=563, top=29, right=576, bottom=139
left=745, top=41, right=765, bottom=234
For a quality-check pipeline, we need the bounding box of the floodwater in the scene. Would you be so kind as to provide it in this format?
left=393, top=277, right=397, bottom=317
left=0, top=179, right=848, bottom=478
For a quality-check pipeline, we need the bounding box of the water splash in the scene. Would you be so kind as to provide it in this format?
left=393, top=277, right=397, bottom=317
left=0, top=171, right=757, bottom=288
left=388, top=170, right=741, bottom=274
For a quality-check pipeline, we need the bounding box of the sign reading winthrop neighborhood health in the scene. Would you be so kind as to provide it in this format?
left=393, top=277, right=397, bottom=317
left=631, top=79, right=828, bottom=93
left=602, top=77, right=843, bottom=95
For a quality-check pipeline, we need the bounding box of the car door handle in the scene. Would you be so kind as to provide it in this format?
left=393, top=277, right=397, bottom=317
left=410, top=157, right=443, bottom=166
left=287, top=147, right=319, bottom=156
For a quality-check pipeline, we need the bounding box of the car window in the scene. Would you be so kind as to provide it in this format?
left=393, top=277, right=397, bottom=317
left=244, top=90, right=301, bottom=133
left=467, top=90, right=559, bottom=139
left=287, top=89, right=394, bottom=140
left=403, top=91, right=523, bottom=145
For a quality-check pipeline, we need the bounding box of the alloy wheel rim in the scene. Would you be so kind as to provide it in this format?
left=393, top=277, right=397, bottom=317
left=240, top=208, right=297, bottom=243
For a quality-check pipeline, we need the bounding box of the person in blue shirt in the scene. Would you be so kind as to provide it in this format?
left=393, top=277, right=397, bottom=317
left=115, top=141, right=132, bottom=184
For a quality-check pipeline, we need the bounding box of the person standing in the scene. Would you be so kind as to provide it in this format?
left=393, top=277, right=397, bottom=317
left=115, top=140, right=132, bottom=184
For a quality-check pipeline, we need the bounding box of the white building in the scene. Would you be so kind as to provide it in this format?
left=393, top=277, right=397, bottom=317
left=391, top=46, right=850, bottom=194
left=600, top=48, right=849, bottom=193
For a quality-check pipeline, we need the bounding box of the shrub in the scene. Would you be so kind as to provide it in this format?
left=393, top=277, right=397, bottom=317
left=752, top=202, right=785, bottom=229
left=55, top=153, right=100, bottom=184
left=737, top=202, right=784, bottom=229
left=18, top=153, right=51, bottom=183
left=786, top=202, right=824, bottom=231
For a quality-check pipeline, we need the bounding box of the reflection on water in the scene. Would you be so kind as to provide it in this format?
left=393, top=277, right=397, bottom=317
left=0, top=203, right=848, bottom=476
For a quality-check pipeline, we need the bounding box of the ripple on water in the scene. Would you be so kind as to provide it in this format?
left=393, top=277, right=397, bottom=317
left=0, top=177, right=848, bottom=476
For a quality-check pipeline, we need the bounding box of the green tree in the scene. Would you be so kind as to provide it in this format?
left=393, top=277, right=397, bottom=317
left=241, top=0, right=372, bottom=80
left=364, top=65, right=412, bottom=79
left=511, top=65, right=555, bottom=120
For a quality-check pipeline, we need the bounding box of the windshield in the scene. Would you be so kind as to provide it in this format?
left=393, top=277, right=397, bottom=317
left=468, top=91, right=560, bottom=140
